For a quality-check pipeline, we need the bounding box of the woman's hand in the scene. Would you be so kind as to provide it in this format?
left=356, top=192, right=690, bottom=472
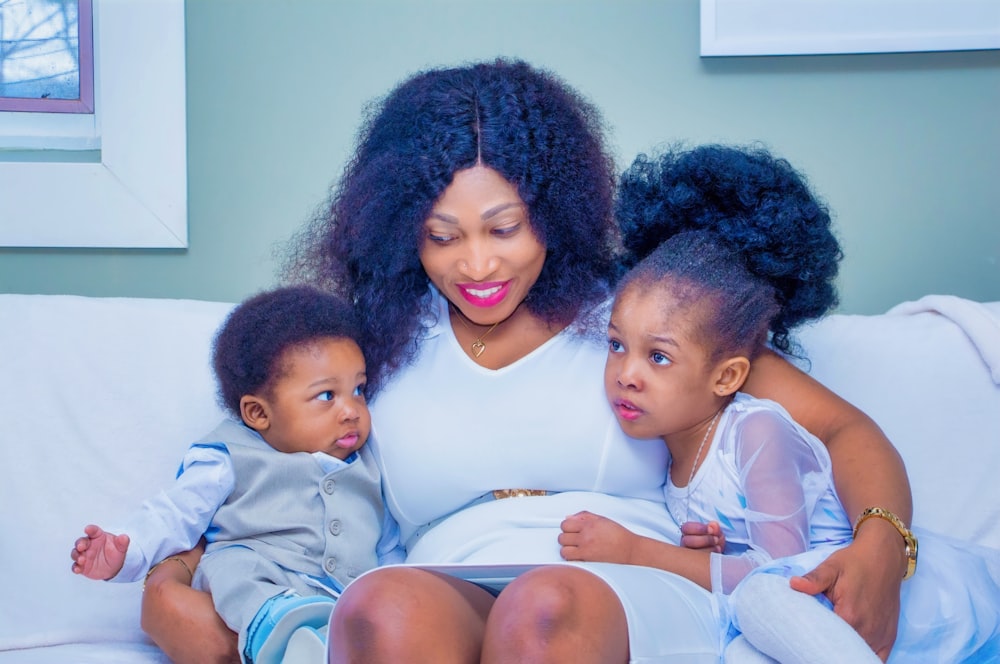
left=140, top=543, right=239, bottom=664
left=790, top=521, right=904, bottom=662
left=745, top=351, right=910, bottom=660
left=559, top=511, right=638, bottom=564
left=679, top=520, right=725, bottom=553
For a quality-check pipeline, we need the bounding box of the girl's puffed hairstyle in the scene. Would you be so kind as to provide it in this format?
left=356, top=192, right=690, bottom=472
left=284, top=58, right=619, bottom=393
left=616, top=143, right=842, bottom=352
left=619, top=230, right=780, bottom=361
left=212, top=285, right=363, bottom=419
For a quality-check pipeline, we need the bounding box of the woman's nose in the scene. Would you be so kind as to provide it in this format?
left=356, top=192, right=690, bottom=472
left=460, top=239, right=498, bottom=279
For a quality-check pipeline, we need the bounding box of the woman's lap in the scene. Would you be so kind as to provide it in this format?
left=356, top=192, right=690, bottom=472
left=572, top=562, right=719, bottom=663
left=339, top=562, right=719, bottom=663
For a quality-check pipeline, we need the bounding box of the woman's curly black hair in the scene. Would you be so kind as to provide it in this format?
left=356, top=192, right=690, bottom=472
left=283, top=58, right=619, bottom=393
left=615, top=143, right=843, bottom=352
left=212, top=285, right=363, bottom=419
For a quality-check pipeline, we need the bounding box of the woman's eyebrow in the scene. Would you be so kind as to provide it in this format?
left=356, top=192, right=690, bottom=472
left=481, top=201, right=524, bottom=220
left=428, top=201, right=524, bottom=225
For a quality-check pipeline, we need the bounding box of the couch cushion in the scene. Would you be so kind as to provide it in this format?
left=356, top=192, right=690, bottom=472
left=0, top=295, right=233, bottom=656
left=796, top=297, right=1000, bottom=548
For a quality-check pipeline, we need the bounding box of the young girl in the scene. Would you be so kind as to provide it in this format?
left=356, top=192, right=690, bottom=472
left=560, top=148, right=1000, bottom=662
left=70, top=285, right=403, bottom=664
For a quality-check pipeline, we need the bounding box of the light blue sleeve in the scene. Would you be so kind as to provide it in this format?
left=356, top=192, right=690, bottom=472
left=112, top=445, right=235, bottom=582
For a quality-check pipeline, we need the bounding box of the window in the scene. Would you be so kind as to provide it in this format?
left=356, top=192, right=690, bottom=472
left=0, top=0, right=93, bottom=114
left=0, top=0, right=187, bottom=248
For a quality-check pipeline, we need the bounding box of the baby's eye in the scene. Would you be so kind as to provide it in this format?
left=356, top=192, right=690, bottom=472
left=650, top=352, right=671, bottom=366
left=316, top=391, right=334, bottom=402
left=608, top=339, right=624, bottom=353
left=353, top=384, right=366, bottom=398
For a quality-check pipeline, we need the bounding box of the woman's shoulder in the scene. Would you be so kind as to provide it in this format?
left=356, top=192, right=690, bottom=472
left=564, top=292, right=613, bottom=341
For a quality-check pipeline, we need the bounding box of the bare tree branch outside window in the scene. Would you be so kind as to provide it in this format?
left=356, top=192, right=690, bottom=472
left=0, top=0, right=93, bottom=113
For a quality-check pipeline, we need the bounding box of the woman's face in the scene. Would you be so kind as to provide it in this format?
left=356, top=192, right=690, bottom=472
left=420, top=166, right=546, bottom=325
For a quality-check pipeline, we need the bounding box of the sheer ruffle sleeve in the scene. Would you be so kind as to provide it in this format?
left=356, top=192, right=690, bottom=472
left=709, top=408, right=829, bottom=594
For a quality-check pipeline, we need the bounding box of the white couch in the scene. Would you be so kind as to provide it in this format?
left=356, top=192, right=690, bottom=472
left=1, top=293, right=998, bottom=663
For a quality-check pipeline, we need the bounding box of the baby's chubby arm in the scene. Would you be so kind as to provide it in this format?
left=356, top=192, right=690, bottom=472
left=69, top=442, right=236, bottom=583
left=71, top=524, right=130, bottom=580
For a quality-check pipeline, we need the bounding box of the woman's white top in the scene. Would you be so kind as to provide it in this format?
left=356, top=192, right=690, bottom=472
left=368, top=287, right=681, bottom=565
left=364, top=288, right=733, bottom=660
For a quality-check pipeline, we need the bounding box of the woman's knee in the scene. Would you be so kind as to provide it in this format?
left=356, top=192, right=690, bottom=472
left=330, top=567, right=493, bottom=663
left=484, top=566, right=628, bottom=662
left=330, top=568, right=417, bottom=638
left=495, top=567, right=590, bottom=627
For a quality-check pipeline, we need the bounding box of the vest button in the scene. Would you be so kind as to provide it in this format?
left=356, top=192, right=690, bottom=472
left=323, top=479, right=336, bottom=494
left=329, top=519, right=342, bottom=535
left=324, top=557, right=337, bottom=573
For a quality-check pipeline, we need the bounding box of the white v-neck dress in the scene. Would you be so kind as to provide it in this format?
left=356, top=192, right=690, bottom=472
left=366, top=288, right=720, bottom=662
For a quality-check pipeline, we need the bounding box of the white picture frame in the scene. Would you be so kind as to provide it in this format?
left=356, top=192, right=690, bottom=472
left=701, top=0, right=1000, bottom=57
left=0, top=0, right=187, bottom=248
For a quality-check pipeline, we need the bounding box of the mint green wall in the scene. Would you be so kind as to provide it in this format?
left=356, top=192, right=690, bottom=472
left=1, top=0, right=997, bottom=313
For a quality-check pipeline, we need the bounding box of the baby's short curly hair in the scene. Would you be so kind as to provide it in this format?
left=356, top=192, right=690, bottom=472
left=212, top=285, right=363, bottom=419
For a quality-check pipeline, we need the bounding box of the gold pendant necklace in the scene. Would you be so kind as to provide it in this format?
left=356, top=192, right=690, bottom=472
left=451, top=305, right=501, bottom=358
left=670, top=408, right=722, bottom=524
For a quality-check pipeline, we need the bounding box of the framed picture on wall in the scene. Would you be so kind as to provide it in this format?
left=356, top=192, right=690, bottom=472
left=700, top=0, right=1000, bottom=56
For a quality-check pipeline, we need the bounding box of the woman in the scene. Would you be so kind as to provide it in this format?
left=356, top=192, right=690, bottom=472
left=142, top=59, right=912, bottom=663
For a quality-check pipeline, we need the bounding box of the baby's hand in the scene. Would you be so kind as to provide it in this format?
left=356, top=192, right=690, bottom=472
left=71, top=524, right=129, bottom=580
left=679, top=520, right=725, bottom=553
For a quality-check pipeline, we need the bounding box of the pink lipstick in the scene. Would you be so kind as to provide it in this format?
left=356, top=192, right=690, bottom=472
left=457, top=280, right=510, bottom=308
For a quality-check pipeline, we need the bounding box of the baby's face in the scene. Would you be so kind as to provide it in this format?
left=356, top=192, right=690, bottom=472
left=261, top=337, right=371, bottom=460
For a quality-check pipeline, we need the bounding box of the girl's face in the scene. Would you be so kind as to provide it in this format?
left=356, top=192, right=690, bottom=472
left=604, top=284, right=723, bottom=443
left=246, top=337, right=371, bottom=461
left=419, top=166, right=546, bottom=326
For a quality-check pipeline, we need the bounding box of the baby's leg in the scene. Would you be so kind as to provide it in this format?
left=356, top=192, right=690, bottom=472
left=731, top=573, right=880, bottom=664
left=197, top=546, right=334, bottom=663
left=248, top=591, right=335, bottom=664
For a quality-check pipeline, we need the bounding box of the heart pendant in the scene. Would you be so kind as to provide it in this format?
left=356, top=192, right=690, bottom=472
left=471, top=340, right=486, bottom=357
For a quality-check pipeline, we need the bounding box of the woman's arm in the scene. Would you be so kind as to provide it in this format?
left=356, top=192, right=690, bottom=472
left=140, top=542, right=239, bottom=664
left=744, top=351, right=911, bottom=660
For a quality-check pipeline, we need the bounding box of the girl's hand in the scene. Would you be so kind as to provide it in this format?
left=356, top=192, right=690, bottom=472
left=679, top=520, right=725, bottom=553
left=559, top=511, right=638, bottom=564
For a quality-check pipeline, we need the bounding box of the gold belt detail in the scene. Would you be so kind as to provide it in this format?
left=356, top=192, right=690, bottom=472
left=492, top=489, right=548, bottom=499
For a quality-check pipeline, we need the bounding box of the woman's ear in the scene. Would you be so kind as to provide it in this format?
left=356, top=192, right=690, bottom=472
left=713, top=357, right=750, bottom=397
left=239, top=394, right=270, bottom=432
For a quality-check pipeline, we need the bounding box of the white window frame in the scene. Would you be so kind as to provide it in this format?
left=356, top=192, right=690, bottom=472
left=0, top=0, right=187, bottom=248
left=701, top=0, right=1000, bottom=57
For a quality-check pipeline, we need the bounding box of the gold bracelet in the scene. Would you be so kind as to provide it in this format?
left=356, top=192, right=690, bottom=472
left=143, top=555, right=194, bottom=591
left=852, top=507, right=918, bottom=580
